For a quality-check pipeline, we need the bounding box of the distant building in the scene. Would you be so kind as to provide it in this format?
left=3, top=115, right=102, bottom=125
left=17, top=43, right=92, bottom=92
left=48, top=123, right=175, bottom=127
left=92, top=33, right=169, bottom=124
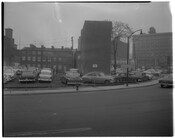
left=20, top=45, right=73, bottom=73
left=3, top=28, right=18, bottom=66
left=111, top=40, right=127, bottom=68
left=78, top=20, right=112, bottom=74
left=133, top=32, right=172, bottom=69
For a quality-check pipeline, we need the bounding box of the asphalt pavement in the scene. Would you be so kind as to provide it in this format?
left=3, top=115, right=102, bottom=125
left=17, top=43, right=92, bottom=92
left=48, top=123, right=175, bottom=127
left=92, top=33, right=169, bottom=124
left=3, top=84, right=173, bottom=136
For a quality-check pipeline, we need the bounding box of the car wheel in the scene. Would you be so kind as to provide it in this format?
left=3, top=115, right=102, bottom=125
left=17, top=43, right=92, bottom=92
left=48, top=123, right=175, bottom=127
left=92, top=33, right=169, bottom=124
left=104, top=80, right=110, bottom=85
left=161, top=84, right=164, bottom=88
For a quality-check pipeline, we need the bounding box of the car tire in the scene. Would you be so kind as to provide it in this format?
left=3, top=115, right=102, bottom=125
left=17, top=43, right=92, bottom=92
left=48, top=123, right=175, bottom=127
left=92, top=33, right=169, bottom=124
left=104, top=80, right=110, bottom=85
left=161, top=84, right=164, bottom=88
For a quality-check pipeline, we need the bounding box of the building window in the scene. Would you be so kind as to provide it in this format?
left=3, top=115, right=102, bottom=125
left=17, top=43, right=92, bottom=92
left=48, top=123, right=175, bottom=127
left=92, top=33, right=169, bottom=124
left=28, top=56, right=31, bottom=61
left=42, top=57, right=45, bottom=62
left=32, top=51, right=36, bottom=55
left=27, top=51, right=32, bottom=55
left=22, top=56, right=26, bottom=61
left=22, top=51, right=26, bottom=54
left=58, top=65, right=62, bottom=70
left=43, top=51, right=47, bottom=55
left=48, top=57, right=51, bottom=62
left=58, top=57, right=62, bottom=61
left=64, top=66, right=67, bottom=71
left=43, top=64, right=46, bottom=68
left=32, top=57, right=36, bottom=62
left=37, top=57, right=41, bottom=62
left=53, top=57, right=57, bottom=62
left=38, top=51, right=41, bottom=55
left=37, top=64, right=41, bottom=68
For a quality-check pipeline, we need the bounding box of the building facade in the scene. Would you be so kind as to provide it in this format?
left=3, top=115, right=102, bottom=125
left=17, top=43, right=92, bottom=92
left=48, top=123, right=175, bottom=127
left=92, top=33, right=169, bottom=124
left=20, top=45, right=73, bottom=73
left=3, top=28, right=19, bottom=66
left=133, top=32, right=172, bottom=69
left=78, top=20, right=112, bottom=74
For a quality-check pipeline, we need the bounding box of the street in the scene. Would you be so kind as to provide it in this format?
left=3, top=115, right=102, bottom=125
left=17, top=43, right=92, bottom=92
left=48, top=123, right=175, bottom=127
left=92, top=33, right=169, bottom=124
left=3, top=84, right=173, bottom=136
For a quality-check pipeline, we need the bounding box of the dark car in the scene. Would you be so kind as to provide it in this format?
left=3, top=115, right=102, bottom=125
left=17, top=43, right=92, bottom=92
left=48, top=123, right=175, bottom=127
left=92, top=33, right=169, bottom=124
left=159, top=74, right=173, bottom=88
left=19, top=70, right=37, bottom=82
left=82, top=72, right=115, bottom=85
left=114, top=72, right=149, bottom=83
left=60, top=71, right=82, bottom=85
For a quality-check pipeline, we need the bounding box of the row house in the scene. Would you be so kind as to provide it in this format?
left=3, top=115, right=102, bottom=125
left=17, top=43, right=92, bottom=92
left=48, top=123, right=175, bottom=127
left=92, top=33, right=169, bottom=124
left=20, top=45, right=73, bottom=73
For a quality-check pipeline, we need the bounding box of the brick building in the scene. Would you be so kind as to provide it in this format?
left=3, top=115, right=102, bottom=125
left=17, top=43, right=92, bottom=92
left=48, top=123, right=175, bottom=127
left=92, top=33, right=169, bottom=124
left=20, top=45, right=73, bottom=73
left=3, top=28, right=19, bottom=66
left=133, top=32, right=172, bottom=69
left=78, top=20, right=112, bottom=74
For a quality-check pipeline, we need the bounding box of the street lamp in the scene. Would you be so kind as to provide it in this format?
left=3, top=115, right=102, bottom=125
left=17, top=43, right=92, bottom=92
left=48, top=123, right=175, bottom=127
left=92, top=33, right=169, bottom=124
left=126, top=29, right=142, bottom=86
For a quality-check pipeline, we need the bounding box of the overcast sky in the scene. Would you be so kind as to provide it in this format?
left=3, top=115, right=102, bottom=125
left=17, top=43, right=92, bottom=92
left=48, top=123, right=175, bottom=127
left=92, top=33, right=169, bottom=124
left=4, top=2, right=172, bottom=49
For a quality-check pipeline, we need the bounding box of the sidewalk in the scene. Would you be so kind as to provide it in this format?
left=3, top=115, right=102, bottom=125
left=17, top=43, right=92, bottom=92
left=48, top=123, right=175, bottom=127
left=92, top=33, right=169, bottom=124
left=4, top=79, right=159, bottom=96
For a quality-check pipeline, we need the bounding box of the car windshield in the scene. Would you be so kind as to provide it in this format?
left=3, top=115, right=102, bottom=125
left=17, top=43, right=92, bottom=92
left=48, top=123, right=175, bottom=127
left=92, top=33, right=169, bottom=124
left=66, top=72, right=79, bottom=77
left=41, top=71, right=51, bottom=75
left=99, top=72, right=105, bottom=76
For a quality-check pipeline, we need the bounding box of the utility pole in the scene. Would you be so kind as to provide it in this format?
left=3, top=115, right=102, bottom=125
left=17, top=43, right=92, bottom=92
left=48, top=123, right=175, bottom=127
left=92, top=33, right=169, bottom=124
left=113, top=37, right=118, bottom=73
left=71, top=36, right=73, bottom=50
left=71, top=36, right=74, bottom=68
left=126, top=29, right=142, bottom=87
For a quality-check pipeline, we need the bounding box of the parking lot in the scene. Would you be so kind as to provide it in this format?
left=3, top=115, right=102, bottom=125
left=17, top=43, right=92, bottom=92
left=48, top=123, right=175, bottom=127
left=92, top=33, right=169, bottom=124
left=4, top=73, right=67, bottom=89
left=4, top=73, right=162, bottom=90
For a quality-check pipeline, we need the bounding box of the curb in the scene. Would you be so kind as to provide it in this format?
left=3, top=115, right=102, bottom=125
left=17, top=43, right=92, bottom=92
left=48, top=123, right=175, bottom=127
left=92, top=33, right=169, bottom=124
left=4, top=80, right=159, bottom=96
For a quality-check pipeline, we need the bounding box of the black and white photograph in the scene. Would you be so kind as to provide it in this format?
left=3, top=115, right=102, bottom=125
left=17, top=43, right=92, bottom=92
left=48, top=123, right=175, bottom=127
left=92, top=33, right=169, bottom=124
left=2, top=1, right=173, bottom=137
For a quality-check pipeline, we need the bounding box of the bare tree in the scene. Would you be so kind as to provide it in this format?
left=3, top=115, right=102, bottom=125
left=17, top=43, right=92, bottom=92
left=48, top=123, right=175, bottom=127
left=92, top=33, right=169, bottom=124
left=112, top=21, right=132, bottom=72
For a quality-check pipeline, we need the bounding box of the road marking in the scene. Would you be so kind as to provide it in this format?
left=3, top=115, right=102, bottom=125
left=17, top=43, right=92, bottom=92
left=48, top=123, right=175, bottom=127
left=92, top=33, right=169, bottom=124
left=6, top=127, right=92, bottom=136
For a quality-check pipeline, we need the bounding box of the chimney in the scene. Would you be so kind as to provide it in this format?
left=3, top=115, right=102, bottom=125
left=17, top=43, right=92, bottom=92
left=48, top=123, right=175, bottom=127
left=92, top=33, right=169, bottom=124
left=41, top=45, right=45, bottom=49
left=5, top=28, right=13, bottom=38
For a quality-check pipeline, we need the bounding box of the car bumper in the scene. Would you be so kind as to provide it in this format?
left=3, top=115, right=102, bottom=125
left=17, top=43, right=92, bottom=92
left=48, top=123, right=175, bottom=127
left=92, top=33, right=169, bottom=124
left=38, top=78, right=52, bottom=82
left=19, top=79, right=36, bottom=82
left=159, top=82, right=173, bottom=86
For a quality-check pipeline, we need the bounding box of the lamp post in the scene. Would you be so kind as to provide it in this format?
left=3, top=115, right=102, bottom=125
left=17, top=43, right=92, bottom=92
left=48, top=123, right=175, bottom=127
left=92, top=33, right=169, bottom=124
left=126, top=29, right=142, bottom=86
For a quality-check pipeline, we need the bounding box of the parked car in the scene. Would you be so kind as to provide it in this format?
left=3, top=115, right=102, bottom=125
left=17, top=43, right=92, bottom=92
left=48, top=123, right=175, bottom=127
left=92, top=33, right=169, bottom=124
left=3, top=74, right=11, bottom=84
left=61, top=69, right=82, bottom=85
left=114, top=72, right=149, bottom=83
left=114, top=73, right=137, bottom=83
left=82, top=72, right=115, bottom=85
left=143, top=71, right=154, bottom=80
left=38, top=69, right=53, bottom=82
left=159, top=74, right=173, bottom=88
left=131, top=71, right=150, bottom=82
left=4, top=68, right=16, bottom=81
left=146, top=69, right=161, bottom=77
left=19, top=70, right=37, bottom=82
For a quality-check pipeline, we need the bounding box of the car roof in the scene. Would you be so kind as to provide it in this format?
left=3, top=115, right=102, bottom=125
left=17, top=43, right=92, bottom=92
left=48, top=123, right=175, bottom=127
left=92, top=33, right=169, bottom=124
left=41, top=69, right=52, bottom=72
left=85, top=72, right=103, bottom=75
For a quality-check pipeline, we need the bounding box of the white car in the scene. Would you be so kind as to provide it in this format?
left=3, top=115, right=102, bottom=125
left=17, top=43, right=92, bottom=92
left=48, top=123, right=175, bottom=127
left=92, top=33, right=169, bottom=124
left=38, top=69, right=53, bottom=82
left=143, top=71, right=154, bottom=80
left=4, top=68, right=16, bottom=81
